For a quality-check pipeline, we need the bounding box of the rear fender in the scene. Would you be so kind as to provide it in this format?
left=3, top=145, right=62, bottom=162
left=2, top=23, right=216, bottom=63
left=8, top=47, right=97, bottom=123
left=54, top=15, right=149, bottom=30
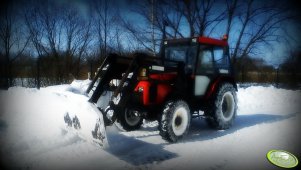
left=205, top=76, right=237, bottom=100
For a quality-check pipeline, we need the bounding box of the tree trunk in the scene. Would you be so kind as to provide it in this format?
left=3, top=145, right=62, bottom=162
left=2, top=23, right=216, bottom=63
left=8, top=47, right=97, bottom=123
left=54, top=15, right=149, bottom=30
left=37, top=57, right=40, bottom=89
left=8, top=62, right=13, bottom=87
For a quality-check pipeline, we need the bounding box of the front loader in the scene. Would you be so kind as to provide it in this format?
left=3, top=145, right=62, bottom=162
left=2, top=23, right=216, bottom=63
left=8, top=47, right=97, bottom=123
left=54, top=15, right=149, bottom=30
left=65, top=35, right=238, bottom=146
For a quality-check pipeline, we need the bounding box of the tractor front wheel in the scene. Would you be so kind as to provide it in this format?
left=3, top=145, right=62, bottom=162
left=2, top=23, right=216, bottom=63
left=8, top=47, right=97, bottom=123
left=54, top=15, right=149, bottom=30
left=159, top=100, right=191, bottom=142
left=116, top=107, right=143, bottom=131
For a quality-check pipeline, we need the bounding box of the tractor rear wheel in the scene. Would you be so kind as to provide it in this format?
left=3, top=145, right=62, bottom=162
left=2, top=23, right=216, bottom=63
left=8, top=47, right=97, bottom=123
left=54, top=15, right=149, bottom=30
left=159, top=100, right=191, bottom=142
left=205, top=83, right=237, bottom=129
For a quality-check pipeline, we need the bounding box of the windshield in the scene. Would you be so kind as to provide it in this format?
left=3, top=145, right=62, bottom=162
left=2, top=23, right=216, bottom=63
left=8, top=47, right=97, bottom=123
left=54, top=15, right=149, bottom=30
left=164, top=45, right=197, bottom=71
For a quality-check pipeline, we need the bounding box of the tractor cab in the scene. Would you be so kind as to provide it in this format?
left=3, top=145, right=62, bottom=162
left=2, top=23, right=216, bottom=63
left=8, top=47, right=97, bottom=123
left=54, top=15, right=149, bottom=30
left=162, top=36, right=233, bottom=97
left=163, top=36, right=232, bottom=76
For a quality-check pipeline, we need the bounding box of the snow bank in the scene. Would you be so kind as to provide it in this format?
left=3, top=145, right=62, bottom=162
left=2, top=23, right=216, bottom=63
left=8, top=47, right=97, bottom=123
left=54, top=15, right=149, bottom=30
left=46, top=79, right=91, bottom=94
left=237, top=86, right=301, bottom=115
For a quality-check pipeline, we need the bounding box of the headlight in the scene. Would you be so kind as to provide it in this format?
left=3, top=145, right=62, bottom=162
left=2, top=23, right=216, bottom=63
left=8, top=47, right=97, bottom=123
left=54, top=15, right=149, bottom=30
left=139, top=68, right=147, bottom=77
left=138, top=68, right=148, bottom=80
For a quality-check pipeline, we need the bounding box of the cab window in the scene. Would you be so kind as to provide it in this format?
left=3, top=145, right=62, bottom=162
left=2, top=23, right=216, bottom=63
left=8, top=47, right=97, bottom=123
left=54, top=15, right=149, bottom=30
left=213, top=47, right=228, bottom=67
left=196, top=47, right=214, bottom=74
left=165, top=45, right=197, bottom=73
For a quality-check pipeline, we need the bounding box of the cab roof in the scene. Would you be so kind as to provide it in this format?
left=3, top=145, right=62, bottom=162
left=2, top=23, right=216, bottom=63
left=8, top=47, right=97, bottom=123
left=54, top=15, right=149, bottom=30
left=198, top=36, right=228, bottom=47
left=164, top=36, right=228, bottom=47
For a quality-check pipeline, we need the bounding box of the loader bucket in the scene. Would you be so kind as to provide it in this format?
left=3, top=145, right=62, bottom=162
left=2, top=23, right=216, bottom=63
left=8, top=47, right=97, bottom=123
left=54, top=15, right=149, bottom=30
left=63, top=102, right=109, bottom=148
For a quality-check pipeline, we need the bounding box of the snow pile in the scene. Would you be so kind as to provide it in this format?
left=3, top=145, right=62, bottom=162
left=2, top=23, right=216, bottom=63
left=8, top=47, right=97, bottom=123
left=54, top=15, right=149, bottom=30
left=238, top=86, right=301, bottom=115
left=45, top=79, right=91, bottom=94
left=0, top=81, right=300, bottom=170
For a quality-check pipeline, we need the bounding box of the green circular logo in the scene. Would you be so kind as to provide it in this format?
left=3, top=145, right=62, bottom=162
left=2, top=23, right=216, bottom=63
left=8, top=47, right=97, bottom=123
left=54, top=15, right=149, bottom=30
left=267, top=150, right=298, bottom=168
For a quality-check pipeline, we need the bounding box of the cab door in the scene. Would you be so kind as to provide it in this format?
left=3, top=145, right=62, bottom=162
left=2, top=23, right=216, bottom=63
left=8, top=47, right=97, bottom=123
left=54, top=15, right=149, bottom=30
left=194, top=46, right=215, bottom=96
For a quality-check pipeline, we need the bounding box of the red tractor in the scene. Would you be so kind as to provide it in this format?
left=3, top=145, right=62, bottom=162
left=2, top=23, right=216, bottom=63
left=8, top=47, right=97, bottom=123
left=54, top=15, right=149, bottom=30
left=87, top=35, right=237, bottom=142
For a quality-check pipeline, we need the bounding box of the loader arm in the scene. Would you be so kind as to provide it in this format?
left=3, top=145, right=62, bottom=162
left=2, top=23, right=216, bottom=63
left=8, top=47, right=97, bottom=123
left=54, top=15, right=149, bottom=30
left=86, top=53, right=142, bottom=126
left=86, top=56, right=110, bottom=94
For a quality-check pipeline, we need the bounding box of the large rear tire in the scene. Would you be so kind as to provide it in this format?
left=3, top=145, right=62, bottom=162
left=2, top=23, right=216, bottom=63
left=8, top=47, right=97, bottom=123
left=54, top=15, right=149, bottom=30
left=116, top=107, right=143, bottom=131
left=159, top=100, right=191, bottom=142
left=205, top=83, right=237, bottom=129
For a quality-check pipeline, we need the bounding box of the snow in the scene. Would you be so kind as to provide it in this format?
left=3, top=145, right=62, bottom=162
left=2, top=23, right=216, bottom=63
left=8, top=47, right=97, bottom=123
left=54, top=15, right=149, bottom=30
left=237, top=85, right=301, bottom=115
left=0, top=81, right=300, bottom=170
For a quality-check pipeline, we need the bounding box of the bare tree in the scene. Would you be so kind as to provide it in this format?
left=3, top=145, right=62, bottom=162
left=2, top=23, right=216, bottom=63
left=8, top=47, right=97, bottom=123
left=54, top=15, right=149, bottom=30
left=91, top=0, right=118, bottom=58
left=225, top=0, right=238, bottom=36
left=122, top=18, right=156, bottom=52
left=122, top=0, right=225, bottom=54
left=62, top=8, right=92, bottom=78
left=75, top=21, right=92, bottom=78
left=112, top=25, right=125, bottom=55
left=24, top=0, right=93, bottom=83
left=121, top=0, right=185, bottom=54
left=181, top=0, right=224, bottom=36
left=0, top=1, right=30, bottom=88
left=24, top=1, right=64, bottom=83
left=227, top=0, right=292, bottom=64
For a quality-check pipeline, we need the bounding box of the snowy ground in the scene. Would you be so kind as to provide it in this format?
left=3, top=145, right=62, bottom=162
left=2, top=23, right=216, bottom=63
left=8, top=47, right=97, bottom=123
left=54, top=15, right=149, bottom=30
left=0, top=80, right=300, bottom=170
